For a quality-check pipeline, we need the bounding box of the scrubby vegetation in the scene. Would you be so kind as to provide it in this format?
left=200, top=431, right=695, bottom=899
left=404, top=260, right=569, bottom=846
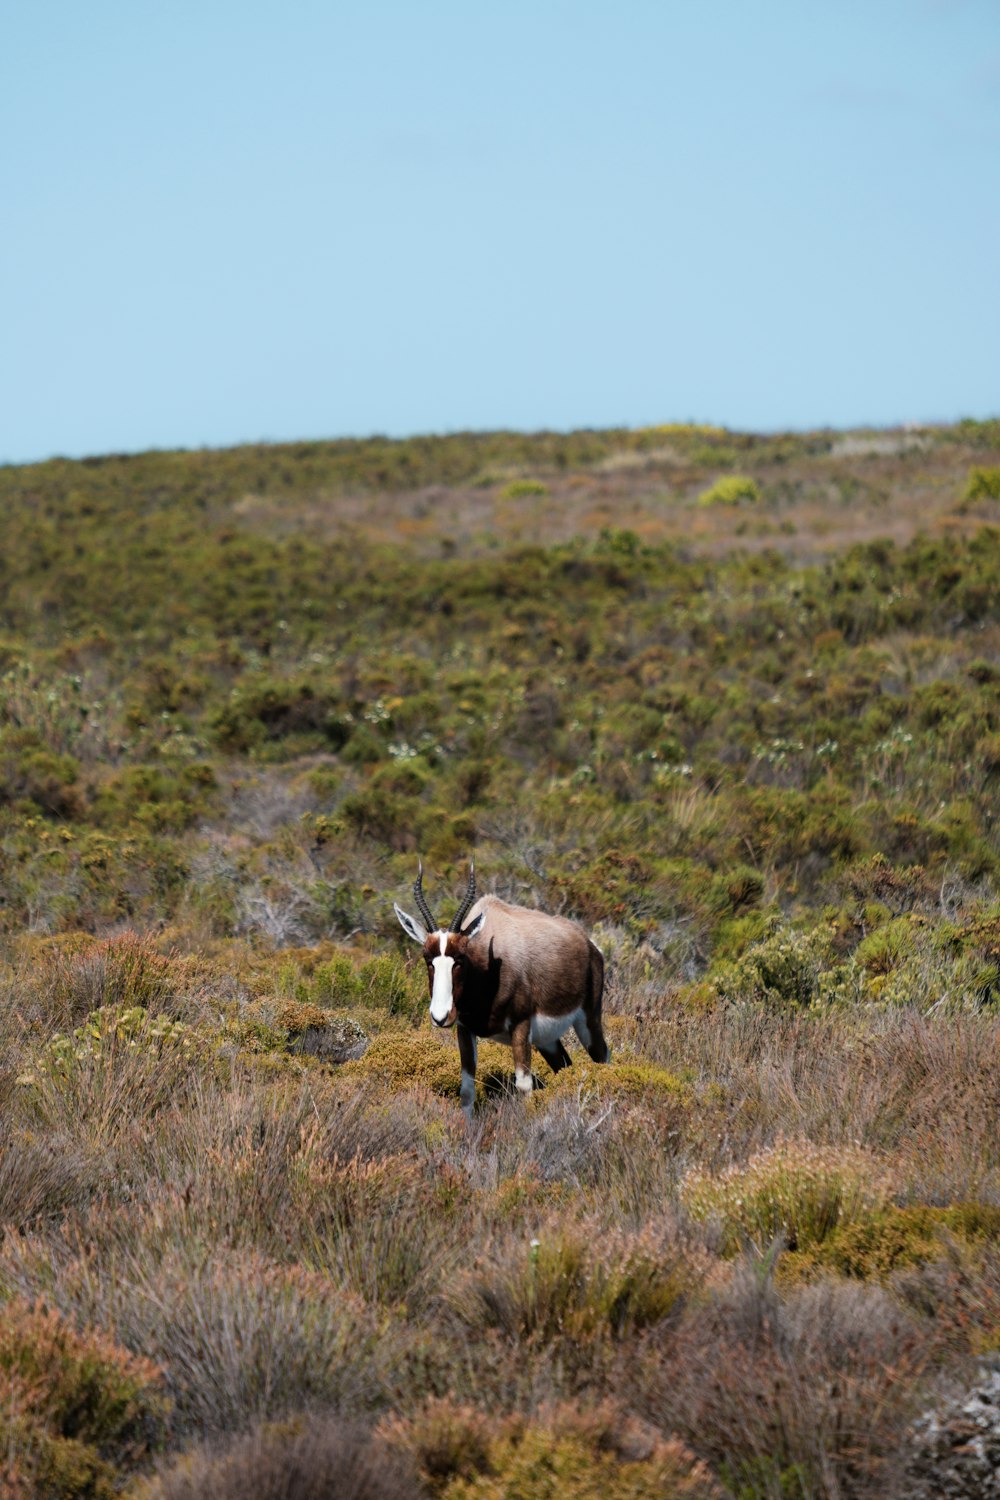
left=697, top=474, right=760, bottom=507
left=1, top=418, right=999, bottom=1495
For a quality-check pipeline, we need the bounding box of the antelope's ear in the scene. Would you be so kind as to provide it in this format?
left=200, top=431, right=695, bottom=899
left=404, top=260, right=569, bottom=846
left=394, top=904, right=427, bottom=944
left=463, top=910, right=486, bottom=941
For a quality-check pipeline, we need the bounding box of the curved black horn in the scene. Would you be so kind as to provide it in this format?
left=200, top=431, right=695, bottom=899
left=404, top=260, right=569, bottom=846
left=413, top=862, right=437, bottom=932
left=451, top=861, right=477, bottom=932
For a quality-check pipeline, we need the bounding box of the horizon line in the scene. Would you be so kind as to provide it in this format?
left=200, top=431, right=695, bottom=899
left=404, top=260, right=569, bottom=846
left=4, top=410, right=998, bottom=472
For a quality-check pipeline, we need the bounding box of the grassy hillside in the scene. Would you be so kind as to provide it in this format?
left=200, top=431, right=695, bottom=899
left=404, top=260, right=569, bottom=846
left=1, top=420, right=999, bottom=1496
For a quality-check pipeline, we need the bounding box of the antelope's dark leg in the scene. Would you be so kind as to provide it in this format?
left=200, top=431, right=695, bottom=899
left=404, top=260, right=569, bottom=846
left=538, top=1039, right=572, bottom=1073
left=456, top=1022, right=478, bottom=1120
left=511, top=1017, right=533, bottom=1096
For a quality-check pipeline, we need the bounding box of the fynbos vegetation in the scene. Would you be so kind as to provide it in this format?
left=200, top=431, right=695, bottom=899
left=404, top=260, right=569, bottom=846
left=1, top=418, right=999, bottom=1496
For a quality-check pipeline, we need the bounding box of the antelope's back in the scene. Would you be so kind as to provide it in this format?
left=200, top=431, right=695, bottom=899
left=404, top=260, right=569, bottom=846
left=467, top=894, right=594, bottom=1006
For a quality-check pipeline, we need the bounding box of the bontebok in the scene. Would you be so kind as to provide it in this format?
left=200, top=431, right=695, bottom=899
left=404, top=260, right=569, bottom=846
left=394, top=864, right=609, bottom=1118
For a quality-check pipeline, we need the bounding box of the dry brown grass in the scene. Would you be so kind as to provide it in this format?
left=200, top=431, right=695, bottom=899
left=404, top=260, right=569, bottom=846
left=0, top=937, right=997, bottom=1495
left=636, top=1006, right=1000, bottom=1197
left=641, top=1261, right=930, bottom=1499
left=133, top=1416, right=424, bottom=1500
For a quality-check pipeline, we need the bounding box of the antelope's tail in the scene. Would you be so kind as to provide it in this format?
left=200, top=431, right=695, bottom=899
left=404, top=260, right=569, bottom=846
left=587, top=940, right=605, bottom=1018
left=585, top=940, right=610, bottom=1063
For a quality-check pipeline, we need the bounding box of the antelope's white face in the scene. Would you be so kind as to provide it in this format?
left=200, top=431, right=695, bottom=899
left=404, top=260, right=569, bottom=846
left=429, top=931, right=458, bottom=1027
left=393, top=903, right=485, bottom=1028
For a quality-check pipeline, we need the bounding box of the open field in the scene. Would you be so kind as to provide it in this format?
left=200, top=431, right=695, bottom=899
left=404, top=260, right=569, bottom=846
left=1, top=419, right=999, bottom=1496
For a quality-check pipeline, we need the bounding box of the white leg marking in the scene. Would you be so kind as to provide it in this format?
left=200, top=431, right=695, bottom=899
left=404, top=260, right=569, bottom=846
left=515, top=1065, right=533, bottom=1095
left=572, top=1008, right=592, bottom=1049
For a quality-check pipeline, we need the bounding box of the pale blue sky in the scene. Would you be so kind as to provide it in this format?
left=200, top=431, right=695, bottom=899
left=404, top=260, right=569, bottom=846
left=3, top=1, right=998, bottom=463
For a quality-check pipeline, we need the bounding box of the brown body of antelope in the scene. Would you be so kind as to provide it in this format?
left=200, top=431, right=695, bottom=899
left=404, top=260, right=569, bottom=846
left=394, top=866, right=609, bottom=1118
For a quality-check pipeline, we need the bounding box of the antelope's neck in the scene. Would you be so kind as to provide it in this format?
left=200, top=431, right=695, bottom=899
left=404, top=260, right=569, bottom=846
left=455, top=957, right=502, bottom=1034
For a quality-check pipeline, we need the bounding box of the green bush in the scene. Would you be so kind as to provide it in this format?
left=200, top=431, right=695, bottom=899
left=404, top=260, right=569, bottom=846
left=239, top=999, right=369, bottom=1062
left=697, top=475, right=760, bottom=507
left=385, top=1401, right=721, bottom=1500
left=448, top=1225, right=699, bottom=1347
left=681, top=1138, right=892, bottom=1253
left=964, top=465, right=1000, bottom=502
left=782, top=1202, right=1000, bottom=1283
left=0, top=730, right=82, bottom=818
left=546, top=1058, right=692, bottom=1110
left=341, top=1030, right=509, bottom=1100
left=855, top=916, right=918, bottom=976
left=357, top=953, right=424, bottom=1018
left=307, top=952, right=363, bottom=1005
left=94, top=763, right=216, bottom=832
left=499, top=479, right=549, bottom=499
left=209, top=677, right=350, bottom=754
left=712, top=924, right=830, bottom=1008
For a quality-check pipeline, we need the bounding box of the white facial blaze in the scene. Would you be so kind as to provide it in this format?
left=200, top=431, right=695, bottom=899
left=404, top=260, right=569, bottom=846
left=430, top=932, right=455, bottom=1023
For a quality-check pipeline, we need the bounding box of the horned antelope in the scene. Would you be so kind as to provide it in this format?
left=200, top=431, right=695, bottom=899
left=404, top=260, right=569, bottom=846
left=394, top=864, right=609, bottom=1118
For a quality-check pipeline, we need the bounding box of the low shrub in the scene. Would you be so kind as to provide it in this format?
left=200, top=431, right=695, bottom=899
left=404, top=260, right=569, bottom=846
left=357, top=952, right=423, bottom=1016
left=964, top=465, right=1000, bottom=502
left=241, top=998, right=369, bottom=1062
left=843, top=853, right=934, bottom=914
left=782, top=1201, right=1000, bottom=1283
left=148, top=1255, right=395, bottom=1431
left=546, top=1056, right=692, bottom=1110
left=0, top=1131, right=101, bottom=1230
left=855, top=916, right=919, bottom=976
left=289, top=948, right=425, bottom=1022
left=341, top=1030, right=513, bottom=1102
left=384, top=1400, right=722, bottom=1500
left=305, top=951, right=365, bottom=1005
left=209, top=676, right=350, bottom=754
left=446, top=1222, right=700, bottom=1349
left=830, top=915, right=1000, bottom=1011
left=892, top=1237, right=1000, bottom=1356
left=16, top=1003, right=199, bottom=1148
left=93, top=763, right=217, bottom=833
left=132, top=1415, right=423, bottom=1500
left=1, top=1238, right=397, bottom=1438
left=0, top=732, right=82, bottom=819
left=499, top=478, right=549, bottom=499
left=697, top=475, right=760, bottom=507
left=0, top=1296, right=167, bottom=1498
left=645, top=1266, right=927, bottom=1500
left=23, top=931, right=178, bottom=1031
left=674, top=979, right=723, bottom=1012
left=711, top=924, right=830, bottom=1008
left=680, top=1138, right=892, bottom=1253
left=300, top=1151, right=467, bottom=1313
